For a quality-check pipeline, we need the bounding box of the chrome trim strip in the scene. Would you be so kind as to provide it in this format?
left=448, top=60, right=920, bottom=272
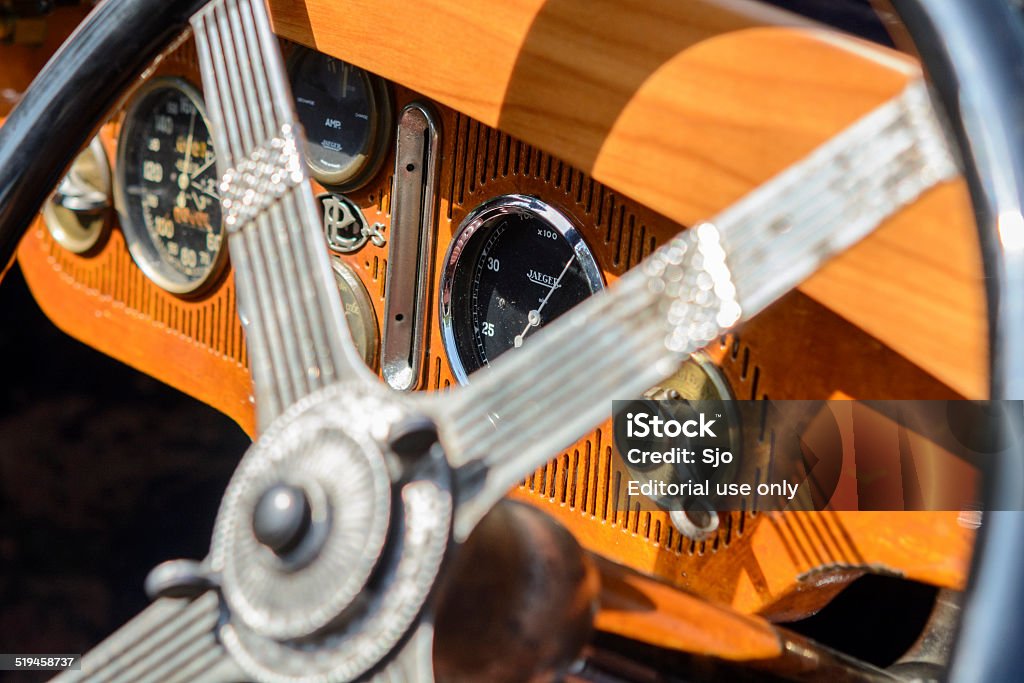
left=381, top=102, right=441, bottom=391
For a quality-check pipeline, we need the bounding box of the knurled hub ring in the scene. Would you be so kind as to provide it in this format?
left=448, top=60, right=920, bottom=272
left=210, top=384, right=396, bottom=641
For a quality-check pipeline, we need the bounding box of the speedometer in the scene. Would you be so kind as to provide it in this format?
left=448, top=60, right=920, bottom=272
left=440, top=195, right=604, bottom=383
left=115, top=77, right=225, bottom=295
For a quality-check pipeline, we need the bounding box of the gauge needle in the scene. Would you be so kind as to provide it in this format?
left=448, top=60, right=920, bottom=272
left=177, top=110, right=197, bottom=208
left=183, top=109, right=196, bottom=177
left=513, top=253, right=576, bottom=348
left=189, top=155, right=217, bottom=179
left=191, top=182, right=220, bottom=202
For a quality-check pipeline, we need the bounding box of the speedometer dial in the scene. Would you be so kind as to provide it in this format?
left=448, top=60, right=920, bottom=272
left=116, top=78, right=225, bottom=295
left=440, top=195, right=604, bottom=383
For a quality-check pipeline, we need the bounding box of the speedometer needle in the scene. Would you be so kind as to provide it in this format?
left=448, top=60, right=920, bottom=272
left=183, top=109, right=196, bottom=177
left=513, top=253, right=576, bottom=348
left=177, top=110, right=197, bottom=208
left=189, top=155, right=217, bottom=179
left=191, top=182, right=221, bottom=201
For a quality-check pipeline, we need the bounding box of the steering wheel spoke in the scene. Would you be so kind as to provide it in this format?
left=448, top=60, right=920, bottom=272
left=192, top=0, right=376, bottom=429
left=52, top=593, right=242, bottom=683
left=430, top=77, right=958, bottom=540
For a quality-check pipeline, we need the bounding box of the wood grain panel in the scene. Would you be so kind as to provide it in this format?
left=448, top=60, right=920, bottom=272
left=269, top=0, right=810, bottom=142
left=270, top=0, right=987, bottom=399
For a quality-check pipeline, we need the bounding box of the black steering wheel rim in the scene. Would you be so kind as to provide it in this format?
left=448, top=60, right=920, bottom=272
left=888, top=1, right=1024, bottom=680
left=0, top=1, right=1021, bottom=680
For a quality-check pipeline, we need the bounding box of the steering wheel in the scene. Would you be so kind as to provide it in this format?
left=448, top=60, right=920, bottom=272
left=1, top=0, right=1022, bottom=681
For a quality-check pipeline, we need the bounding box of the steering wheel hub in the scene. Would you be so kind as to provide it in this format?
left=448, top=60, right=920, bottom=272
left=209, top=383, right=453, bottom=682
left=211, top=383, right=397, bottom=641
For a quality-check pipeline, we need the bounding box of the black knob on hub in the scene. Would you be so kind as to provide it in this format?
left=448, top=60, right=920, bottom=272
left=253, top=483, right=312, bottom=556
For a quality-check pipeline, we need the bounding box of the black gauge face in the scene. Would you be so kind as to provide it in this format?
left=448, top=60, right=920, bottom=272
left=441, top=196, right=604, bottom=383
left=117, top=79, right=224, bottom=294
left=289, top=47, right=391, bottom=189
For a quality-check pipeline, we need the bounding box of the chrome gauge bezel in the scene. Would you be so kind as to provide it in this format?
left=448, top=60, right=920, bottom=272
left=287, top=47, right=393, bottom=192
left=114, top=76, right=228, bottom=296
left=440, top=194, right=604, bottom=385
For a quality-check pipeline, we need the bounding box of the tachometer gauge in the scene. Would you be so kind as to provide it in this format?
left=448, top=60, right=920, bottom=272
left=440, top=195, right=604, bottom=383
left=288, top=47, right=392, bottom=190
left=115, top=77, right=225, bottom=295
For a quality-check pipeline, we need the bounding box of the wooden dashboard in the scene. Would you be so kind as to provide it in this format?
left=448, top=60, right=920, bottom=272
left=8, top=0, right=981, bottom=662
